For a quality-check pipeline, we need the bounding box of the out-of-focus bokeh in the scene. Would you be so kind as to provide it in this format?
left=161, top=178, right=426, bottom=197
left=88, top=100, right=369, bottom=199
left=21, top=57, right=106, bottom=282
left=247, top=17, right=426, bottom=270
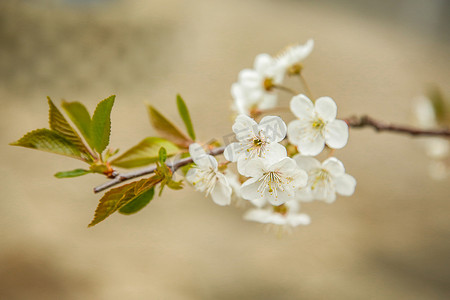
left=1, top=0, right=449, bottom=299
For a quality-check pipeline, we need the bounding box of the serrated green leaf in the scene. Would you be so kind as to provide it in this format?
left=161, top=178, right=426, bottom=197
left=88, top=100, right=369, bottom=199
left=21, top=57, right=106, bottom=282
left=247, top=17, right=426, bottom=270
left=48, top=97, right=92, bottom=159
left=90, top=95, right=115, bottom=154
left=10, top=128, right=87, bottom=161
left=110, top=137, right=179, bottom=169
left=176, top=94, right=196, bottom=140
left=159, top=147, right=167, bottom=163
left=147, top=105, right=192, bottom=148
left=119, top=187, right=155, bottom=215
left=61, top=100, right=93, bottom=148
left=54, top=169, right=91, bottom=178
left=88, top=176, right=161, bottom=227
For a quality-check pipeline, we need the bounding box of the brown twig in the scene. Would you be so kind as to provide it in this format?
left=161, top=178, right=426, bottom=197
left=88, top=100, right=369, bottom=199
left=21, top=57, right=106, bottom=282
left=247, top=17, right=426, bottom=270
left=344, top=115, right=450, bottom=137
left=93, top=146, right=225, bottom=193
left=94, top=115, right=450, bottom=193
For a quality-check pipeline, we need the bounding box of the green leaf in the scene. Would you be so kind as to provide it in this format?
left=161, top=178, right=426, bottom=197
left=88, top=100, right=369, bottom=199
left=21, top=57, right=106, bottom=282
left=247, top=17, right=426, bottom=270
left=88, top=176, right=161, bottom=227
left=176, top=94, right=196, bottom=140
left=428, top=87, right=447, bottom=124
left=48, top=97, right=91, bottom=159
left=61, top=100, right=93, bottom=148
left=147, top=105, right=192, bottom=148
left=10, top=128, right=87, bottom=161
left=110, top=137, right=179, bottom=169
left=159, top=147, right=167, bottom=163
left=54, top=169, right=91, bottom=178
left=90, top=95, right=115, bottom=154
left=119, top=187, right=155, bottom=215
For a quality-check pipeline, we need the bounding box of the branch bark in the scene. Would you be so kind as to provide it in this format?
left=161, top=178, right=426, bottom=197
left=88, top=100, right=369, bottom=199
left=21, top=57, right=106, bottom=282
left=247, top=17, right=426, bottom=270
left=93, top=146, right=225, bottom=193
left=345, top=115, right=450, bottom=137
left=94, top=115, right=450, bottom=193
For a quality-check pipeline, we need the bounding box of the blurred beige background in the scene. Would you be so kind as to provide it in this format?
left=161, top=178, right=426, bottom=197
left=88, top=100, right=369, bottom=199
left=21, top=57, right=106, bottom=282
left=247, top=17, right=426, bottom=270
left=1, top=0, right=449, bottom=299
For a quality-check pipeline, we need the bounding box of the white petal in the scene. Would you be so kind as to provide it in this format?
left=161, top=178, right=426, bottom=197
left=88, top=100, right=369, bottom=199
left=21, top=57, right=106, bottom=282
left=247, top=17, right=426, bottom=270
left=287, top=213, right=311, bottom=227
left=264, top=142, right=287, bottom=165
left=315, top=97, right=337, bottom=122
left=239, top=158, right=265, bottom=178
left=259, top=116, right=287, bottom=143
left=266, top=188, right=293, bottom=206
left=312, top=185, right=336, bottom=203
left=258, top=94, right=278, bottom=110
left=322, top=157, right=345, bottom=177
left=210, top=174, right=232, bottom=206
left=425, top=138, right=450, bottom=159
left=285, top=199, right=300, bottom=212
left=249, top=196, right=267, bottom=208
left=270, top=157, right=297, bottom=174
left=254, top=53, right=274, bottom=73
left=238, top=69, right=261, bottom=89
left=231, top=83, right=245, bottom=100
left=267, top=214, right=288, bottom=225
left=335, top=174, right=356, bottom=196
left=278, top=39, right=314, bottom=67
left=194, top=154, right=218, bottom=170
left=291, top=168, right=308, bottom=189
left=189, top=143, right=206, bottom=161
left=185, top=168, right=198, bottom=184
left=244, top=208, right=271, bottom=223
left=290, top=94, right=314, bottom=120
left=232, top=114, right=258, bottom=140
left=240, top=178, right=265, bottom=206
left=324, top=120, right=349, bottom=149
left=297, top=135, right=325, bottom=156
left=287, top=119, right=306, bottom=146
left=293, top=155, right=321, bottom=172
left=224, top=142, right=244, bottom=162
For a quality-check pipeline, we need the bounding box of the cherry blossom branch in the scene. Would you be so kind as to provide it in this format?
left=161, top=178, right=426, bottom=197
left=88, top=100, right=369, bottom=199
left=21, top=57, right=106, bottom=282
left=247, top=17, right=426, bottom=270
left=93, top=115, right=449, bottom=193
left=93, top=146, right=225, bottom=193
left=344, top=115, right=450, bottom=137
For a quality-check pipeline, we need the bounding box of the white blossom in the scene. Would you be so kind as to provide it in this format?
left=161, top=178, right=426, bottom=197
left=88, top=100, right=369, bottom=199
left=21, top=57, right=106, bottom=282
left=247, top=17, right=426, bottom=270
left=224, top=114, right=287, bottom=176
left=294, top=155, right=356, bottom=203
left=240, top=157, right=308, bottom=207
left=414, top=96, right=449, bottom=159
left=276, top=39, right=314, bottom=74
left=231, top=53, right=285, bottom=115
left=186, top=143, right=232, bottom=206
left=244, top=200, right=310, bottom=228
left=224, top=169, right=242, bottom=199
left=287, top=94, right=349, bottom=156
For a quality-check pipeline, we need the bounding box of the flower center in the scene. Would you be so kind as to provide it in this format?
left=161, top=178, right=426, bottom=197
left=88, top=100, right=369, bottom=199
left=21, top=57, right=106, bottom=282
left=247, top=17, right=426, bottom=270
left=273, top=203, right=288, bottom=215
left=310, top=169, right=331, bottom=191
left=257, top=171, right=292, bottom=201
left=263, top=77, right=274, bottom=91
left=312, top=118, right=325, bottom=131
left=287, top=63, right=303, bottom=75
left=193, top=168, right=218, bottom=196
left=244, top=133, right=268, bottom=159
left=253, top=138, right=263, bottom=146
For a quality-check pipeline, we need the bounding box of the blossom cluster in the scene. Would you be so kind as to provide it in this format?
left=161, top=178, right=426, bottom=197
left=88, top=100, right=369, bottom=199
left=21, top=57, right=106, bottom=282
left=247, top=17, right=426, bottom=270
left=185, top=40, right=356, bottom=232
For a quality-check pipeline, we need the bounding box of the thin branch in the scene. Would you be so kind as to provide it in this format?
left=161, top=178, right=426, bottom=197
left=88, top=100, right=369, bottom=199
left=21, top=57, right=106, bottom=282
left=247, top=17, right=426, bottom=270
left=344, top=115, right=450, bottom=137
left=93, top=146, right=225, bottom=193
left=272, top=84, right=298, bottom=95
left=94, top=115, right=450, bottom=193
left=298, top=74, right=313, bottom=99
